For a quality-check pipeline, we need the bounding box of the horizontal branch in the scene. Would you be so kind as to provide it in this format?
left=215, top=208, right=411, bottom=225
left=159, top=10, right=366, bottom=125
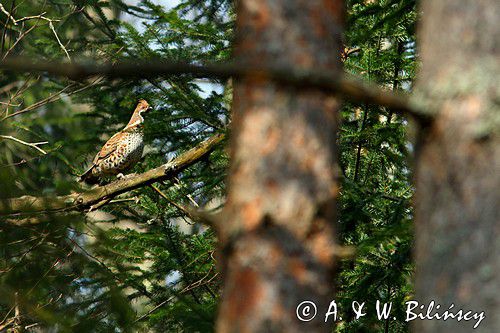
left=0, top=132, right=225, bottom=218
left=0, top=57, right=430, bottom=123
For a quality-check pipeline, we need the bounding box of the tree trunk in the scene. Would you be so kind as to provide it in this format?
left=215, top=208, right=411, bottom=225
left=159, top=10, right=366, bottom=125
left=216, top=0, right=343, bottom=332
left=414, top=1, right=499, bottom=332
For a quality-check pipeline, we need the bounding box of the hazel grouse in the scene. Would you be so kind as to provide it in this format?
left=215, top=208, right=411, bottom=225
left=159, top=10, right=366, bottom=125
left=79, top=99, right=151, bottom=184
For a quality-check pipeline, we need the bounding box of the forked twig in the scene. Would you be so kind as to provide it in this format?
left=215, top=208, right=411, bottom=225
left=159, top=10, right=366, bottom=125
left=0, top=135, right=48, bottom=154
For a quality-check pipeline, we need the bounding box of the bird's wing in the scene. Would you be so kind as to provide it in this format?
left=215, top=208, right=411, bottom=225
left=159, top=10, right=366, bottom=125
left=79, top=131, right=125, bottom=184
left=92, top=131, right=124, bottom=163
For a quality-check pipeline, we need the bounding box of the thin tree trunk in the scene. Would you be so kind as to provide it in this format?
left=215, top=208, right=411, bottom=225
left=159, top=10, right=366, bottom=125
left=414, top=1, right=499, bottom=332
left=353, top=106, right=369, bottom=182
left=387, top=41, right=403, bottom=124
left=216, top=0, right=343, bottom=332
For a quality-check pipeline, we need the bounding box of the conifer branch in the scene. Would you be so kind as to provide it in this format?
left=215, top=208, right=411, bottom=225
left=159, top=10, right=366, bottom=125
left=0, top=132, right=225, bottom=220
left=0, top=57, right=430, bottom=123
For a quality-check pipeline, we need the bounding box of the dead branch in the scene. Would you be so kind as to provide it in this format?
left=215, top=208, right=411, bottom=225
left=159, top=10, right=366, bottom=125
left=1, top=79, right=100, bottom=121
left=0, top=7, right=70, bottom=60
left=0, top=4, right=16, bottom=25
left=0, top=135, right=48, bottom=154
left=0, top=57, right=431, bottom=123
left=47, top=20, right=71, bottom=61
left=0, top=132, right=225, bottom=219
left=2, top=25, right=37, bottom=60
left=0, top=81, right=21, bottom=94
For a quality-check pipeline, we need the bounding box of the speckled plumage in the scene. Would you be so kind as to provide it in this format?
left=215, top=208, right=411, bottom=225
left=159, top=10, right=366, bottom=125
left=79, top=99, right=151, bottom=184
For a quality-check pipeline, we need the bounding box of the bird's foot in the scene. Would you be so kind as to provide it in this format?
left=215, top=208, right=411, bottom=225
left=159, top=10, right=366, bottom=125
left=116, top=173, right=136, bottom=181
left=167, top=155, right=176, bottom=163
left=165, top=155, right=177, bottom=173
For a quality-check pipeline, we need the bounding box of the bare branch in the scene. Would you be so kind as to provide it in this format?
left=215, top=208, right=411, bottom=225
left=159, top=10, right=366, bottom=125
left=48, top=21, right=71, bottom=61
left=2, top=79, right=100, bottom=121
left=0, top=4, right=16, bottom=25
left=182, top=205, right=223, bottom=229
left=134, top=269, right=219, bottom=323
left=0, top=101, right=20, bottom=106
left=346, top=47, right=362, bottom=56
left=0, top=8, right=70, bottom=60
left=0, top=135, right=48, bottom=154
left=172, top=177, right=199, bottom=207
left=0, top=132, right=225, bottom=219
left=2, top=24, right=37, bottom=60
left=0, top=57, right=431, bottom=123
left=150, top=183, right=221, bottom=228
left=15, top=13, right=50, bottom=24
left=1, top=75, right=40, bottom=117
left=341, top=46, right=362, bottom=61
left=0, top=81, right=21, bottom=94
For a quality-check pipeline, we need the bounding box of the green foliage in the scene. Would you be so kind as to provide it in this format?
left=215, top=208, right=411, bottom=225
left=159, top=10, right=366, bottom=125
left=337, top=1, right=416, bottom=331
left=1, top=0, right=230, bottom=331
left=1, top=0, right=416, bottom=332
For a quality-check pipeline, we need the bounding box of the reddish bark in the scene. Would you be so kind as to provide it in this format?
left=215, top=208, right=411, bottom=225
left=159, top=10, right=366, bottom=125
left=414, top=1, right=499, bottom=331
left=216, top=1, right=343, bottom=332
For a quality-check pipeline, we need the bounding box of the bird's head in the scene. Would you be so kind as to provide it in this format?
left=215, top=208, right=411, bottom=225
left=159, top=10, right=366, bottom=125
left=125, top=99, right=152, bottom=129
left=135, top=99, right=152, bottom=116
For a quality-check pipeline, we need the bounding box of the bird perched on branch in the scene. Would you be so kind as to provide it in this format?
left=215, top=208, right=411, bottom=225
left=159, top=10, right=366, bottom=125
left=79, top=99, right=151, bottom=185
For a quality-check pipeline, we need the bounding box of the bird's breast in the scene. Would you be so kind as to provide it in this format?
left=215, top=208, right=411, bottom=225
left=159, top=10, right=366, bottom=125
left=123, top=131, right=144, bottom=163
left=126, top=131, right=144, bottom=151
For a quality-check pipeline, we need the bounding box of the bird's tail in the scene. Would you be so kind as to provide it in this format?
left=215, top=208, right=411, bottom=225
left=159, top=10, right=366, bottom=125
left=78, top=166, right=100, bottom=185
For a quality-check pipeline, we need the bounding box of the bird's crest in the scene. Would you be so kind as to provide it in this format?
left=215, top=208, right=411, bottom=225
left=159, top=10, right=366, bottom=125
left=125, top=99, right=151, bottom=129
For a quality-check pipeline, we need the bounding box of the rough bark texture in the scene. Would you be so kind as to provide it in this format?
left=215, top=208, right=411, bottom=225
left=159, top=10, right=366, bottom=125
left=414, top=1, right=499, bottom=332
left=216, top=1, right=343, bottom=332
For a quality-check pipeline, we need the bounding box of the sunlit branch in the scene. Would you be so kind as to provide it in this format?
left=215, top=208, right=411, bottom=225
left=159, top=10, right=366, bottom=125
left=0, top=132, right=225, bottom=219
left=0, top=135, right=48, bottom=155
